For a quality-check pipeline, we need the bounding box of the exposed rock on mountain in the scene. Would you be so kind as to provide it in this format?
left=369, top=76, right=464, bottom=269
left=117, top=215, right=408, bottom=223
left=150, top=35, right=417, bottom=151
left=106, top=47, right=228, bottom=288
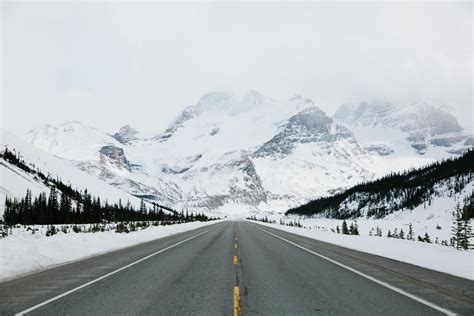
left=99, top=145, right=130, bottom=171
left=254, top=106, right=355, bottom=159
left=112, top=125, right=140, bottom=144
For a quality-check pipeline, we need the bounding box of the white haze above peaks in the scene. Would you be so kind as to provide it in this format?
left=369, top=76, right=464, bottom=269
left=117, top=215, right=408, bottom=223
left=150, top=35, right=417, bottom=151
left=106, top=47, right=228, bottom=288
left=2, top=2, right=472, bottom=135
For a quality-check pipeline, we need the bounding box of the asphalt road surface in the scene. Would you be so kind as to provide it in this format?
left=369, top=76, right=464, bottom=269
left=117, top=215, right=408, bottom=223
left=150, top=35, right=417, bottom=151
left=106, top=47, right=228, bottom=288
left=0, top=220, right=473, bottom=315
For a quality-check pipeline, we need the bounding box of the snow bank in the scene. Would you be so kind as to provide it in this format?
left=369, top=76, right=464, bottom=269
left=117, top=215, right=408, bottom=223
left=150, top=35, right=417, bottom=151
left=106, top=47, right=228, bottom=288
left=0, top=220, right=223, bottom=282
left=250, top=221, right=474, bottom=280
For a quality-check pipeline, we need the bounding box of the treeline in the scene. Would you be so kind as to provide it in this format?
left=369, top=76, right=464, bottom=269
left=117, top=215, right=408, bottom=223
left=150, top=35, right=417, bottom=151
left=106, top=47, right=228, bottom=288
left=3, top=188, right=211, bottom=225
left=1, top=148, right=213, bottom=225
left=287, top=150, right=474, bottom=219
left=246, top=215, right=304, bottom=228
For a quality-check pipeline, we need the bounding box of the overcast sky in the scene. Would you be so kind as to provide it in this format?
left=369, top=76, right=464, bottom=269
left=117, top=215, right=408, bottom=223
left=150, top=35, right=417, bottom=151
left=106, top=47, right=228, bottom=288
left=1, top=1, right=472, bottom=135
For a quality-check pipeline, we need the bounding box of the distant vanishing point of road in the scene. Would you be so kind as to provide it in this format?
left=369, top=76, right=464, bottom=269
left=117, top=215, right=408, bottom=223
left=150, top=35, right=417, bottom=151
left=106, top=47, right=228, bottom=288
left=0, top=221, right=473, bottom=315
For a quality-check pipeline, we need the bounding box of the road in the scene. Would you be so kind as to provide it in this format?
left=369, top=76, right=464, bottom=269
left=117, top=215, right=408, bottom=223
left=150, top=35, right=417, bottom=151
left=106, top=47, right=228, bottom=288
left=0, top=221, right=473, bottom=315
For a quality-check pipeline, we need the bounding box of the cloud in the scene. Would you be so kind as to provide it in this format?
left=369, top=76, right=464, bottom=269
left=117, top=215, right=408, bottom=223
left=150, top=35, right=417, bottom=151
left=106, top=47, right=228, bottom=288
left=2, top=2, right=472, bottom=135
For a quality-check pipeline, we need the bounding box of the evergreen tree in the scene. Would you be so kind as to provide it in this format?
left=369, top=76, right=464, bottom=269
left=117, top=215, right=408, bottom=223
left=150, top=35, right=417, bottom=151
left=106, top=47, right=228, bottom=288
left=47, top=187, right=59, bottom=223
left=352, top=222, right=359, bottom=235
left=459, top=206, right=473, bottom=250
left=342, top=220, right=349, bottom=235
left=59, top=192, right=72, bottom=223
left=398, top=228, right=405, bottom=239
left=451, top=203, right=463, bottom=249
left=140, top=200, right=147, bottom=215
left=376, top=227, right=382, bottom=237
left=407, top=223, right=414, bottom=241
left=423, top=232, right=431, bottom=243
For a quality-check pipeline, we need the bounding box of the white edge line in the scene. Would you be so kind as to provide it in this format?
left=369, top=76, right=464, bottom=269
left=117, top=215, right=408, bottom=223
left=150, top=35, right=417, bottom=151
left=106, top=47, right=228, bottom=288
left=15, top=224, right=221, bottom=316
left=253, top=224, right=456, bottom=316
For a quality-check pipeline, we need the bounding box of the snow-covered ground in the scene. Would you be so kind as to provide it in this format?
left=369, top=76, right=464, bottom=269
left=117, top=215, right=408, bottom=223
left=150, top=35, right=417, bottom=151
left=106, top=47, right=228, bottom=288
left=250, top=219, right=473, bottom=280
left=0, top=220, right=222, bottom=282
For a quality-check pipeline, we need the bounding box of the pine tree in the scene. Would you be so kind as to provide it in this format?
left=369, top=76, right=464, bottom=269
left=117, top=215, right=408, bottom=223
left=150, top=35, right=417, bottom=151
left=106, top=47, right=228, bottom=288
left=352, top=222, right=359, bottom=235
left=398, top=228, right=405, bottom=239
left=59, top=192, right=72, bottom=223
left=47, top=187, right=59, bottom=223
left=423, top=232, right=431, bottom=243
left=459, top=206, right=473, bottom=250
left=140, top=200, right=147, bottom=215
left=342, top=220, right=349, bottom=235
left=407, top=223, right=414, bottom=241
left=376, top=227, right=382, bottom=237
left=451, top=203, right=463, bottom=249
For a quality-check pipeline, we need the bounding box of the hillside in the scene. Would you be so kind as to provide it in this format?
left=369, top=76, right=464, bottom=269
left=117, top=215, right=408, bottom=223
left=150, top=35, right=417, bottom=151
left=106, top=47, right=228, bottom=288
left=287, top=150, right=473, bottom=219
left=0, top=129, right=147, bottom=215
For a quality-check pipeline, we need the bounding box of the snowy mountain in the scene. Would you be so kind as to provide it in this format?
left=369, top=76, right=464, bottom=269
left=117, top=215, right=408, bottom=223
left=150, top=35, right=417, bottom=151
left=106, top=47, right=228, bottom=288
left=0, top=129, right=146, bottom=215
left=333, top=100, right=472, bottom=156
left=7, top=90, right=473, bottom=216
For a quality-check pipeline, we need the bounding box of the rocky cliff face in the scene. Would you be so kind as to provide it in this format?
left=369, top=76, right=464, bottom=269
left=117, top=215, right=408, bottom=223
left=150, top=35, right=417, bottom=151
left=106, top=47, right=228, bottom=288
left=254, top=106, right=355, bottom=158
left=99, top=145, right=131, bottom=171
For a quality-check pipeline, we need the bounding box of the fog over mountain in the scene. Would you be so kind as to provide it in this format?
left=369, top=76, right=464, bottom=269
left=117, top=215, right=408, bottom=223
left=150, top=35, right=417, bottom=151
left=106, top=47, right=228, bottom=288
left=2, top=2, right=472, bottom=135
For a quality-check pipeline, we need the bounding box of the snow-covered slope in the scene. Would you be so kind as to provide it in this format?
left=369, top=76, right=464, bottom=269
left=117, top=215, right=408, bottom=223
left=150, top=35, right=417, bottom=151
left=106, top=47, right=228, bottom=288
left=333, top=100, right=472, bottom=156
left=127, top=91, right=375, bottom=214
left=15, top=91, right=473, bottom=216
left=0, top=129, right=146, bottom=214
left=26, top=121, right=121, bottom=161
left=287, top=150, right=473, bottom=220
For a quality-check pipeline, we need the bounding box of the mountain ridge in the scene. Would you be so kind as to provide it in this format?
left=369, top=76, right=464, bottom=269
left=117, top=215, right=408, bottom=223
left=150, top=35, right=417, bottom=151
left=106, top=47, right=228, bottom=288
left=7, top=91, right=474, bottom=216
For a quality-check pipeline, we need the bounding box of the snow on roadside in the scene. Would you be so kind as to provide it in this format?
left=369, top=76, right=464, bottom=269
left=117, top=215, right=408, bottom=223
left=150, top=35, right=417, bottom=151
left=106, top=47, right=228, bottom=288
left=249, top=220, right=474, bottom=281
left=0, top=220, right=223, bottom=282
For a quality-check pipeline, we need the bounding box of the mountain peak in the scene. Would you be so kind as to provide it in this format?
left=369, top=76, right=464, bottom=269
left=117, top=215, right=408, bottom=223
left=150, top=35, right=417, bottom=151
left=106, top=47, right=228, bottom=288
left=239, top=89, right=267, bottom=105
left=195, top=89, right=273, bottom=114
left=333, top=100, right=463, bottom=136
left=28, top=121, right=97, bottom=138
left=289, top=94, right=315, bottom=108
left=113, top=125, right=139, bottom=144
left=25, top=121, right=118, bottom=160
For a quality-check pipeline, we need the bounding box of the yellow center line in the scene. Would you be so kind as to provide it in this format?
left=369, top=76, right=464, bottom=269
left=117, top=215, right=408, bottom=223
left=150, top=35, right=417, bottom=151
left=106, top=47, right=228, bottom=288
left=233, top=230, right=240, bottom=315
left=233, top=286, right=240, bottom=316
